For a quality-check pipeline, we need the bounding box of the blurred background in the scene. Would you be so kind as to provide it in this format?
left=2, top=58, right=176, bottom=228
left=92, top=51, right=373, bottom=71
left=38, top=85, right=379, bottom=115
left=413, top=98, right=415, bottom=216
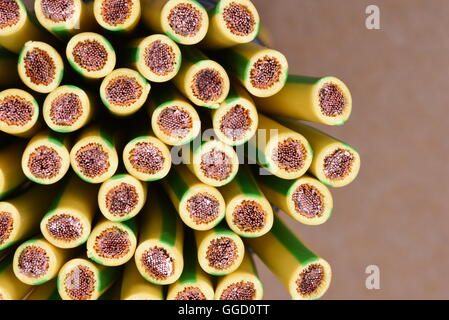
left=21, top=0, right=449, bottom=299
left=253, top=0, right=449, bottom=299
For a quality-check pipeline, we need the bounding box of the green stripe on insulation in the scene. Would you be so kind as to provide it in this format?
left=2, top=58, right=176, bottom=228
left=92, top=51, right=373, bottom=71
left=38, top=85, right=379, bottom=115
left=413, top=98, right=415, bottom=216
left=179, top=232, right=197, bottom=284
left=158, top=192, right=178, bottom=247
left=270, top=215, right=318, bottom=265
left=233, top=166, right=262, bottom=198
left=256, top=172, right=294, bottom=197
left=165, top=167, right=190, bottom=203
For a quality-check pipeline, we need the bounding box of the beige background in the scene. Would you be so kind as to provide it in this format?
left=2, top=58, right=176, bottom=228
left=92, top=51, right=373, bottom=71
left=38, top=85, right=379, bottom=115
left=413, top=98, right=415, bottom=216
left=21, top=0, right=449, bottom=299
left=252, top=0, right=449, bottom=299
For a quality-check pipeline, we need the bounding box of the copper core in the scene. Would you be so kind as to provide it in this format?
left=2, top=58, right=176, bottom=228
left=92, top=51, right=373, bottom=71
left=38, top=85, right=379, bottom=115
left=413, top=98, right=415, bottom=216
left=296, top=264, right=324, bottom=296
left=157, top=106, right=192, bottom=139
left=144, top=40, right=176, bottom=76
left=292, top=184, right=324, bottom=218
left=0, top=0, right=20, bottom=29
left=101, top=0, right=132, bottom=26
left=0, top=293, right=3, bottom=300
left=220, top=281, right=256, bottom=300
left=50, top=93, right=82, bottom=126
left=94, top=226, right=131, bottom=259
left=47, top=214, right=83, bottom=241
left=175, top=286, right=206, bottom=300
left=323, top=148, right=354, bottom=180
left=128, top=142, right=164, bottom=174
left=0, top=212, right=13, bottom=246
left=28, top=145, right=62, bottom=180
left=105, top=182, right=138, bottom=216
left=206, top=237, right=238, bottom=270
left=168, top=3, right=202, bottom=37
left=75, top=142, right=110, bottom=178
left=250, top=56, right=281, bottom=89
left=0, top=95, right=34, bottom=126
left=200, top=148, right=232, bottom=181
left=223, top=2, right=255, bottom=36
left=220, top=105, right=252, bottom=141
left=272, top=138, right=306, bottom=172
left=187, top=193, right=220, bottom=225
left=24, top=48, right=56, bottom=86
left=41, top=0, right=75, bottom=22
left=105, top=76, right=142, bottom=106
left=232, top=200, right=266, bottom=233
left=18, top=245, right=50, bottom=278
left=72, top=40, right=108, bottom=72
left=192, top=69, right=224, bottom=103
left=64, top=265, right=95, bottom=300
left=141, top=247, right=174, bottom=280
left=319, top=83, right=346, bottom=117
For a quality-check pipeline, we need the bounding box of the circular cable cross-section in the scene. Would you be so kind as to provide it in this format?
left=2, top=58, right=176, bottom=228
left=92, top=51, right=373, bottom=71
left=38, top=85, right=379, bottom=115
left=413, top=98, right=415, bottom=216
left=18, top=41, right=64, bottom=94
left=66, top=32, right=116, bottom=79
